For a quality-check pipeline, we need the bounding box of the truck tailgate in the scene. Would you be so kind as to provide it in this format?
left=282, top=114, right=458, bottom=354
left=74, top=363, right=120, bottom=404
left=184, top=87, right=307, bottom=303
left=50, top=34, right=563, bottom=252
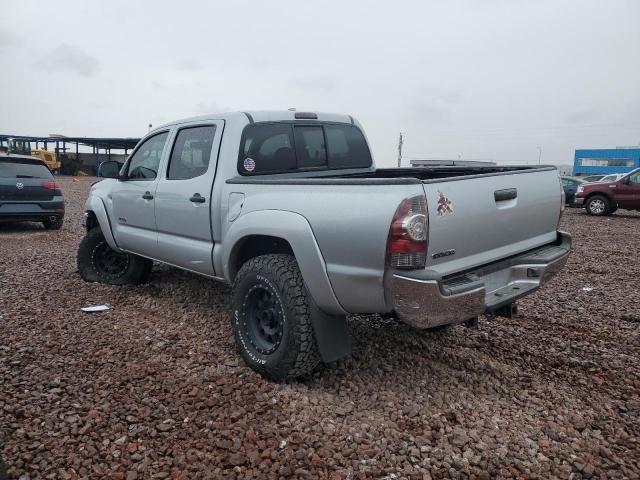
left=422, top=168, right=561, bottom=276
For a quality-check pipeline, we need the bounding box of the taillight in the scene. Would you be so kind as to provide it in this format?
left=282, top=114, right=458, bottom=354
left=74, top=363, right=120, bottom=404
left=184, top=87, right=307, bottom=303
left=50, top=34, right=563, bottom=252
left=41, top=181, right=59, bottom=190
left=386, top=195, right=428, bottom=269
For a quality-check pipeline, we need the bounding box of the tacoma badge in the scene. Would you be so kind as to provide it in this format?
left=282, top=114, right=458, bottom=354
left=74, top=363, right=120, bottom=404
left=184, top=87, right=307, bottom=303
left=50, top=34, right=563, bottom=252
left=432, top=249, right=456, bottom=259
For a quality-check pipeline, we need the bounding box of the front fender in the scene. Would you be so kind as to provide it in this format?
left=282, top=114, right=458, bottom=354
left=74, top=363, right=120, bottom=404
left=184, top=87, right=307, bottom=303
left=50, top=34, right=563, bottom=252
left=221, top=210, right=346, bottom=316
left=85, top=195, right=122, bottom=253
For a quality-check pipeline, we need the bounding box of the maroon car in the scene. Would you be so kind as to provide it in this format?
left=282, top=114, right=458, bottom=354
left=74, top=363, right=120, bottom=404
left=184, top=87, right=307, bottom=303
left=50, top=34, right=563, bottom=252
left=573, top=168, right=640, bottom=215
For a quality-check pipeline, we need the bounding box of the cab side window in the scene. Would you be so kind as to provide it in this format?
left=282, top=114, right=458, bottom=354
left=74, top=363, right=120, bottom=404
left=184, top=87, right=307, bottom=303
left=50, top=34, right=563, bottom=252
left=628, top=172, right=640, bottom=184
left=126, top=132, right=169, bottom=180
left=167, top=125, right=217, bottom=180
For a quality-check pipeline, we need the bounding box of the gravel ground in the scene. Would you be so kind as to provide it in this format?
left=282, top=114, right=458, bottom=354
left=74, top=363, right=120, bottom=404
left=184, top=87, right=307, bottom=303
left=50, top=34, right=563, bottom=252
left=1, top=176, right=638, bottom=480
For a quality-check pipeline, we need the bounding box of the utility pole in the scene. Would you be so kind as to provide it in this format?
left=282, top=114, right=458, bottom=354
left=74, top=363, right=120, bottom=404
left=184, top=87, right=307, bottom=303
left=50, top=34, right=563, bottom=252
left=537, top=146, right=542, bottom=165
left=397, top=132, right=403, bottom=168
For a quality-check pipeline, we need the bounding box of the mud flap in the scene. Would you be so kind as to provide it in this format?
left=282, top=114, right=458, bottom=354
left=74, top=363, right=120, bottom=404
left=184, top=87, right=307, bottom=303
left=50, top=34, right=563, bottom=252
left=309, top=299, right=352, bottom=363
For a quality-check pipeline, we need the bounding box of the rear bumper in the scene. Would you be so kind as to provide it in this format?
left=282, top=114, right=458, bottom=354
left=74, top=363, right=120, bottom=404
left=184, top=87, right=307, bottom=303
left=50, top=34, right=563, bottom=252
left=389, top=231, right=572, bottom=329
left=0, top=199, right=65, bottom=222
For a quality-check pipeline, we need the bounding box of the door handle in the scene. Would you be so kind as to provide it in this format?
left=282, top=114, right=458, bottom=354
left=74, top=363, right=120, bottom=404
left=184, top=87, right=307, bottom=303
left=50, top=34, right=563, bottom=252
left=142, top=191, right=154, bottom=200
left=494, top=188, right=517, bottom=202
left=189, top=193, right=206, bottom=203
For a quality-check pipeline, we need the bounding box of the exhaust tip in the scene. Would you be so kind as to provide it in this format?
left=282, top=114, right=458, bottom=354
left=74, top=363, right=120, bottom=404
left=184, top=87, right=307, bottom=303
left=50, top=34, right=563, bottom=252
left=49, top=216, right=57, bottom=222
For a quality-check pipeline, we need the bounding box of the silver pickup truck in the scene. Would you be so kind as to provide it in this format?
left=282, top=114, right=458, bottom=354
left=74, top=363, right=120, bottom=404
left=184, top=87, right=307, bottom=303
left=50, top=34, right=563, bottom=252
left=78, top=110, right=571, bottom=380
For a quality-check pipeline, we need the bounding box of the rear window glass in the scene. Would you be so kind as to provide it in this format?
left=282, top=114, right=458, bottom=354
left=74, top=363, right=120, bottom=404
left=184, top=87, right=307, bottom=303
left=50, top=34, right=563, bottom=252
left=325, top=125, right=371, bottom=169
left=238, top=123, right=371, bottom=175
left=0, top=160, right=53, bottom=179
left=294, top=126, right=327, bottom=169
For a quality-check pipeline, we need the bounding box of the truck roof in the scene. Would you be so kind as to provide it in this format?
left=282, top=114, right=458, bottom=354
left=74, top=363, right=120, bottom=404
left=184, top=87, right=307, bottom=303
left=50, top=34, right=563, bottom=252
left=152, top=110, right=357, bottom=132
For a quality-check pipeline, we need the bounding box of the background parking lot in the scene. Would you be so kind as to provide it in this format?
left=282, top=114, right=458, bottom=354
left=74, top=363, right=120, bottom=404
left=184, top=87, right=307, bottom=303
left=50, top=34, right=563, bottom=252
left=1, top=177, right=639, bottom=479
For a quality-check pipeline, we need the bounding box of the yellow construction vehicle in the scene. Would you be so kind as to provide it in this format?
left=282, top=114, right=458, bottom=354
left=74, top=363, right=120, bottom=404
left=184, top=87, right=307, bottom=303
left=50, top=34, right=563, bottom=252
left=30, top=148, right=61, bottom=173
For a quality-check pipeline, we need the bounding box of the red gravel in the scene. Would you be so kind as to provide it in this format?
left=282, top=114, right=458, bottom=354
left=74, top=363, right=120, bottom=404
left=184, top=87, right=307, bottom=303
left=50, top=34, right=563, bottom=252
left=1, top=176, right=638, bottom=479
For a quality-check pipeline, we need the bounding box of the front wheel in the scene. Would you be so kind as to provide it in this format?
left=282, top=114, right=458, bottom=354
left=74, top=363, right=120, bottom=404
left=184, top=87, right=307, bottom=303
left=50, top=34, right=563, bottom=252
left=585, top=195, right=611, bottom=216
left=231, top=254, right=320, bottom=381
left=77, top=227, right=152, bottom=284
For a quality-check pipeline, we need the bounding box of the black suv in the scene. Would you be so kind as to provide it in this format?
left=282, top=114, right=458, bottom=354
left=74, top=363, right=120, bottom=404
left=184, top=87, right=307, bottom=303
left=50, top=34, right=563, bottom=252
left=0, top=154, right=65, bottom=229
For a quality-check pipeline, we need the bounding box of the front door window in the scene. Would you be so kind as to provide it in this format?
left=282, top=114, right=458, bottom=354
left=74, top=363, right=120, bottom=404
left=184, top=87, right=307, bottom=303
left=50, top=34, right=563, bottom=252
left=126, top=132, right=169, bottom=180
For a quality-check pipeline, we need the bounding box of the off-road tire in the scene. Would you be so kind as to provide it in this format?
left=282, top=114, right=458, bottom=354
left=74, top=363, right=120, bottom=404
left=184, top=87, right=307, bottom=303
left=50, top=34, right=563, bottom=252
left=77, top=227, right=152, bottom=285
left=43, top=217, right=64, bottom=230
left=231, top=254, right=320, bottom=381
left=585, top=195, right=611, bottom=216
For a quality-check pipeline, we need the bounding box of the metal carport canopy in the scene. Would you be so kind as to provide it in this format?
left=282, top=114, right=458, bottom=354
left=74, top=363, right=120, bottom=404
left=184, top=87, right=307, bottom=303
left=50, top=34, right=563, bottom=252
left=0, top=134, right=141, bottom=150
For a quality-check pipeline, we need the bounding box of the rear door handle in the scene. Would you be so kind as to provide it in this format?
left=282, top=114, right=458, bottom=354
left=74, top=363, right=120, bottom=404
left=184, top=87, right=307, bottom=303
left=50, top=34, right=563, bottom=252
left=142, top=192, right=154, bottom=200
left=494, top=188, right=517, bottom=202
left=189, top=193, right=206, bottom=203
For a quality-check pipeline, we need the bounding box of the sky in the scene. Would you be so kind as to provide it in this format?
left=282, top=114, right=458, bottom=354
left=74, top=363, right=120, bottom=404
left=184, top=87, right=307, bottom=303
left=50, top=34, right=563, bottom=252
left=1, top=0, right=639, bottom=167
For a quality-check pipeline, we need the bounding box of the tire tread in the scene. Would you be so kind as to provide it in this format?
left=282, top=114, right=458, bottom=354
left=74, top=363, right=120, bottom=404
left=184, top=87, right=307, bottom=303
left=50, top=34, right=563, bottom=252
left=77, top=227, right=152, bottom=285
left=232, top=254, right=320, bottom=380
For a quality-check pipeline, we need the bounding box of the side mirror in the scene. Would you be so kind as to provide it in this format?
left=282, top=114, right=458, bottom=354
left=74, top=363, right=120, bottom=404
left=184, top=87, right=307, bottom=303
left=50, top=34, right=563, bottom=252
left=98, top=161, right=122, bottom=179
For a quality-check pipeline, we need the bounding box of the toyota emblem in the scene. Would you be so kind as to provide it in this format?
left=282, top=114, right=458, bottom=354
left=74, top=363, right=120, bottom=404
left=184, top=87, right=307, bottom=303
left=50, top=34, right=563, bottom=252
left=16, top=182, right=24, bottom=190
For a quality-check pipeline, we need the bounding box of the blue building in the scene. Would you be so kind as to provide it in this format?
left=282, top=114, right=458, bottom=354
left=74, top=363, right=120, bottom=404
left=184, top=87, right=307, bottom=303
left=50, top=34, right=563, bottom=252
left=573, top=147, right=640, bottom=176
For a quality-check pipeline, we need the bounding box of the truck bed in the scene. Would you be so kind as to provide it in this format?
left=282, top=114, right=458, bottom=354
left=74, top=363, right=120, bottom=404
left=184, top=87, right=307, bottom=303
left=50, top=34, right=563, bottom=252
left=226, top=164, right=562, bottom=313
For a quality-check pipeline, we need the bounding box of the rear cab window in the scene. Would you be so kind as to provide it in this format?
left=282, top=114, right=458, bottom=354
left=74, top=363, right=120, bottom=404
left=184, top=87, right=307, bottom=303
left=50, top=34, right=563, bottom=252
left=238, top=122, right=372, bottom=175
left=0, top=160, right=53, bottom=179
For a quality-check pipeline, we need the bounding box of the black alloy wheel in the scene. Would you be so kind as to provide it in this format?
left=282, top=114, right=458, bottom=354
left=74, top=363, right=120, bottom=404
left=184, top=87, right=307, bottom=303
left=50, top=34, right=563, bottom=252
left=92, top=241, right=130, bottom=280
left=243, top=284, right=285, bottom=355
left=77, top=227, right=152, bottom=285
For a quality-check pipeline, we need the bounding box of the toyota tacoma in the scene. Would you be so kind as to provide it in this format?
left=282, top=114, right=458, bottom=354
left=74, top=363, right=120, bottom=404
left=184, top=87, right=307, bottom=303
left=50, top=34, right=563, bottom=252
left=77, top=111, right=571, bottom=380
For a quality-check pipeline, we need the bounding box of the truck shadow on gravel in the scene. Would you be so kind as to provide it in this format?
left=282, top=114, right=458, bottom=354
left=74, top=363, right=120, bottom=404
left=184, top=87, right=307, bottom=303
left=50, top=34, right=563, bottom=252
left=608, top=213, right=640, bottom=219
left=0, top=457, right=7, bottom=480
left=150, top=264, right=591, bottom=399
left=151, top=265, right=507, bottom=386
left=312, top=316, right=518, bottom=391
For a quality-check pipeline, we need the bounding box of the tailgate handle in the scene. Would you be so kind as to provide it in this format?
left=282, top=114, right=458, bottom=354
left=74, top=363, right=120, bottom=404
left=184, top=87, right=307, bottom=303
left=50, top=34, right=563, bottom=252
left=494, top=188, right=517, bottom=202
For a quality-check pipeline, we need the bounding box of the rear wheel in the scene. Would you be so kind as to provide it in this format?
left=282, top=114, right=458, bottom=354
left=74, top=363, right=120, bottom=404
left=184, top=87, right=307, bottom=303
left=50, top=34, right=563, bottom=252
left=43, top=217, right=64, bottom=230
left=585, top=195, right=611, bottom=216
left=77, top=227, right=152, bottom=284
left=231, top=254, right=320, bottom=381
